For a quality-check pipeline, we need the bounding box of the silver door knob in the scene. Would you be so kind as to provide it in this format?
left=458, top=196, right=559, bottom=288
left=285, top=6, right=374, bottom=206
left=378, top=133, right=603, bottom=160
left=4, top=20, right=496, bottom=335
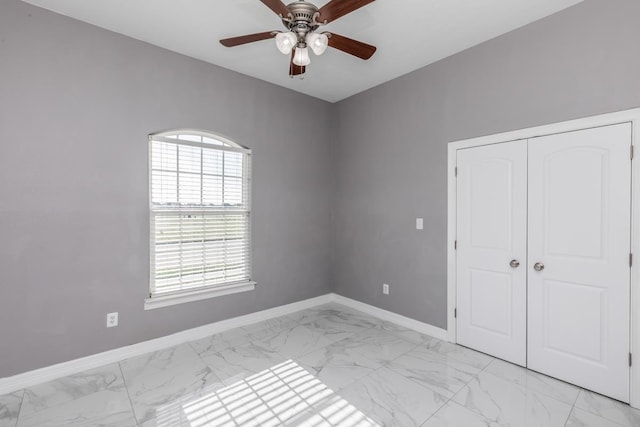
left=534, top=262, right=545, bottom=272
left=510, top=259, right=520, bottom=268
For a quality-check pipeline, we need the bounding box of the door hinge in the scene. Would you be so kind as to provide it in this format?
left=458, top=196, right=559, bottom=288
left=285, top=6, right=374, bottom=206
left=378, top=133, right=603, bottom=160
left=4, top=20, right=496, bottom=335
left=630, top=253, right=633, bottom=268
left=454, top=240, right=457, bottom=250
left=630, top=353, right=633, bottom=367
left=631, top=145, right=635, bottom=160
left=454, top=308, right=457, bottom=319
left=455, top=166, right=458, bottom=177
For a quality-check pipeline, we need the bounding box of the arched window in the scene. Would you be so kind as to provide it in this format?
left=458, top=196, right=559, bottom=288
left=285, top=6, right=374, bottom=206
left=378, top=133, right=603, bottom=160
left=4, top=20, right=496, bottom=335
left=146, top=130, right=253, bottom=309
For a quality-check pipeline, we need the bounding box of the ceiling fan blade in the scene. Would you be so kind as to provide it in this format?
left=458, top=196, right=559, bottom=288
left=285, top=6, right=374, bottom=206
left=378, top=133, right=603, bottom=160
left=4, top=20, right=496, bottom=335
left=327, top=33, right=376, bottom=60
left=317, top=0, right=374, bottom=24
left=220, top=31, right=277, bottom=47
left=290, top=52, right=306, bottom=76
left=259, top=0, right=291, bottom=18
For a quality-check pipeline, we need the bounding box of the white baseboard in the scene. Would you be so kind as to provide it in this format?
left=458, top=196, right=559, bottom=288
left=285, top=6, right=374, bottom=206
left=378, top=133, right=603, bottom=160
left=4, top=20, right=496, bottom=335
left=0, top=292, right=449, bottom=395
left=329, top=294, right=449, bottom=341
left=0, top=293, right=332, bottom=395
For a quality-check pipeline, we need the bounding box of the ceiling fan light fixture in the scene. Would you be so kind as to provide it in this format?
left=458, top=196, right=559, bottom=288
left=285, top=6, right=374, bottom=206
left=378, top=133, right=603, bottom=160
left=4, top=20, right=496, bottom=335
left=306, top=32, right=329, bottom=56
left=275, top=31, right=297, bottom=54
left=292, top=46, right=311, bottom=66
left=221, top=0, right=377, bottom=77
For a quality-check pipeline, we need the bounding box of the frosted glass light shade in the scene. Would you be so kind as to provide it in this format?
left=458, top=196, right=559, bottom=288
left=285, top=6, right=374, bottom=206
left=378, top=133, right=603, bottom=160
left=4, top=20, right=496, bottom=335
left=292, top=46, right=311, bottom=66
left=275, top=32, right=297, bottom=54
left=306, top=32, right=329, bottom=55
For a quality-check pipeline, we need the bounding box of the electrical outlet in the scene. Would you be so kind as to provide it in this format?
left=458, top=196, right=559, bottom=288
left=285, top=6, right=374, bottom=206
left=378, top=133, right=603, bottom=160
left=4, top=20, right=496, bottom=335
left=416, top=218, right=424, bottom=230
left=383, top=283, right=390, bottom=295
left=106, top=312, right=118, bottom=328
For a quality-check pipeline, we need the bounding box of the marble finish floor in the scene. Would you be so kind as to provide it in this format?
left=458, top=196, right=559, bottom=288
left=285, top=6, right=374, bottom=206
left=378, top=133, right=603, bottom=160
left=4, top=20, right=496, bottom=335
left=2, top=303, right=640, bottom=426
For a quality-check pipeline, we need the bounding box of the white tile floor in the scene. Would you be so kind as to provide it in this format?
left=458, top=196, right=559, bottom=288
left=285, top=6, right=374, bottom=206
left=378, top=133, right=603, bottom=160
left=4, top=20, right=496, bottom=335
left=2, top=303, right=640, bottom=426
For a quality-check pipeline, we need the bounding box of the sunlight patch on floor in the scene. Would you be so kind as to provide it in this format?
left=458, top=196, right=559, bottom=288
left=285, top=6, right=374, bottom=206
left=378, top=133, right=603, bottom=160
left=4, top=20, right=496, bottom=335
left=153, top=359, right=379, bottom=426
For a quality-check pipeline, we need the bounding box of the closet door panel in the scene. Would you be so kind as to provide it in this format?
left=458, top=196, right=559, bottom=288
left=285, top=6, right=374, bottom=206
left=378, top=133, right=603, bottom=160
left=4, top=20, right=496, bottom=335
left=456, top=140, right=527, bottom=366
left=527, top=123, right=632, bottom=402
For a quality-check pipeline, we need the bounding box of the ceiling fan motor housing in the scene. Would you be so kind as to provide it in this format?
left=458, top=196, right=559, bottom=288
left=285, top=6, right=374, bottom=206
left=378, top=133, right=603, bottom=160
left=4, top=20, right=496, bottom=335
left=283, top=1, right=321, bottom=45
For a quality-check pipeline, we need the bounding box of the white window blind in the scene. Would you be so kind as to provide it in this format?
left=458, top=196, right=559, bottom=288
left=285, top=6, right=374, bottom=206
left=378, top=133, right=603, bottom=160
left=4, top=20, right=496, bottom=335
left=148, top=131, right=252, bottom=302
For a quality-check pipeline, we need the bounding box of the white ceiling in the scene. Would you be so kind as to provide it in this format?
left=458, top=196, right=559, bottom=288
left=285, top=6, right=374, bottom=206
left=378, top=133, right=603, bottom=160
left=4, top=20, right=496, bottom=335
left=22, top=0, right=582, bottom=103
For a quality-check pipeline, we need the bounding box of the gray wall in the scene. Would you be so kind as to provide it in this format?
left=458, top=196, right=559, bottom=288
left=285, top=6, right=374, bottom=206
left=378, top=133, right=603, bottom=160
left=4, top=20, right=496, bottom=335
left=0, top=0, right=334, bottom=377
left=3, top=0, right=640, bottom=377
left=332, top=0, right=640, bottom=329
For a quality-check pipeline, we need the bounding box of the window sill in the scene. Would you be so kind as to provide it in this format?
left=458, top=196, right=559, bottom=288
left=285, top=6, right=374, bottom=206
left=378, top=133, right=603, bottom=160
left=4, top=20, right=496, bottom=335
left=144, top=281, right=256, bottom=310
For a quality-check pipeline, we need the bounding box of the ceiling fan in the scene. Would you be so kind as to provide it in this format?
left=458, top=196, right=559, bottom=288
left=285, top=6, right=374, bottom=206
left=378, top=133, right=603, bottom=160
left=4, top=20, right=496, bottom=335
left=220, top=0, right=376, bottom=78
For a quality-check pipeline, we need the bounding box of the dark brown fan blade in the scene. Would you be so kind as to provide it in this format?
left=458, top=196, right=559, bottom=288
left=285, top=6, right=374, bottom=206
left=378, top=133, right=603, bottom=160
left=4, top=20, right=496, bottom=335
left=220, top=31, right=277, bottom=47
left=289, top=51, right=306, bottom=76
left=259, top=0, right=290, bottom=17
left=327, top=33, right=376, bottom=59
left=317, top=0, right=374, bottom=24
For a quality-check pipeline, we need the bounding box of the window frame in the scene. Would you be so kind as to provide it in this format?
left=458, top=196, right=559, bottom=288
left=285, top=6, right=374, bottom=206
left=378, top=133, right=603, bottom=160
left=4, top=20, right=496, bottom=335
left=145, top=129, right=255, bottom=310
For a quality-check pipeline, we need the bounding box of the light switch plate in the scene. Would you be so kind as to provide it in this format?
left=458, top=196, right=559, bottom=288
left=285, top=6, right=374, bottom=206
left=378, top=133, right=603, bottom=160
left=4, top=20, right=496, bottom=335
left=416, top=218, right=424, bottom=230
left=106, top=312, right=118, bottom=328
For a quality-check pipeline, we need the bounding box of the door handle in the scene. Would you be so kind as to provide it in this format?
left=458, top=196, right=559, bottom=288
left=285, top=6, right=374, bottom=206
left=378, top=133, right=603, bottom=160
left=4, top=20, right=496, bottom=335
left=534, top=262, right=545, bottom=272
left=509, top=259, right=520, bottom=268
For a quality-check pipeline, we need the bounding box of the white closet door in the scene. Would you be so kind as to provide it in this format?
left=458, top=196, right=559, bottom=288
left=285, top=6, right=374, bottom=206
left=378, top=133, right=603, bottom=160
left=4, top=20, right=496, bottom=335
left=457, top=140, right=527, bottom=366
left=528, top=123, right=632, bottom=402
